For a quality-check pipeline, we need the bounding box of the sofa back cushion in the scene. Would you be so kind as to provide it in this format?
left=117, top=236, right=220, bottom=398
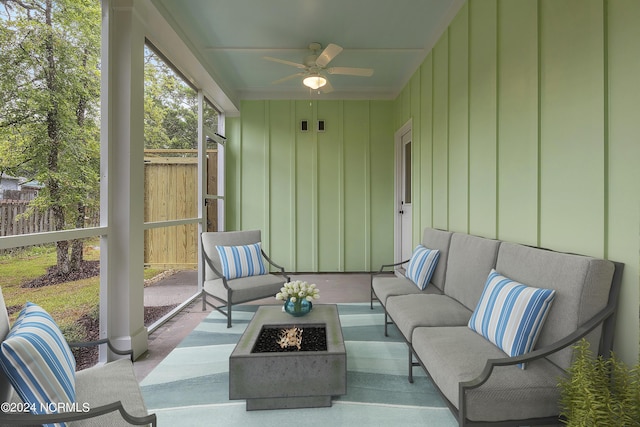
left=495, top=242, right=615, bottom=369
left=443, top=233, right=500, bottom=310
left=420, top=228, right=454, bottom=292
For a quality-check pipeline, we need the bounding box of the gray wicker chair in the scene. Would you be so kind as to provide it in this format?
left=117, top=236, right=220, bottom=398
left=201, top=230, right=290, bottom=327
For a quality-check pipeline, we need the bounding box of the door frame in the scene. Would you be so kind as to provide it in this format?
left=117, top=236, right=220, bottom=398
left=394, top=119, right=413, bottom=265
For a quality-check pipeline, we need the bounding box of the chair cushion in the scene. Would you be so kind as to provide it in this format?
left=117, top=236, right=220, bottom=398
left=204, top=274, right=286, bottom=304
left=74, top=358, right=150, bottom=427
left=405, top=245, right=440, bottom=290
left=0, top=302, right=76, bottom=426
left=468, top=269, right=556, bottom=368
left=215, top=243, right=267, bottom=280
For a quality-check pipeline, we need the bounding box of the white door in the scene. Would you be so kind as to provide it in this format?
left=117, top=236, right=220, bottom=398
left=394, top=120, right=413, bottom=266
left=400, top=130, right=413, bottom=261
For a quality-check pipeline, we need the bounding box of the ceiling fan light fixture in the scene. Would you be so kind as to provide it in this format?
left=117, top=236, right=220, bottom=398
left=303, top=75, right=327, bottom=90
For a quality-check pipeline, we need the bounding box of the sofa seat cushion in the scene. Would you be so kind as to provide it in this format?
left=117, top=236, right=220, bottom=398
left=372, top=275, right=443, bottom=307
left=204, top=274, right=286, bottom=304
left=72, top=358, right=150, bottom=426
left=386, top=295, right=472, bottom=342
left=412, top=326, right=564, bottom=423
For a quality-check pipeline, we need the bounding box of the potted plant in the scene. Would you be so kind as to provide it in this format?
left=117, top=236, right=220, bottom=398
left=558, top=338, right=640, bottom=426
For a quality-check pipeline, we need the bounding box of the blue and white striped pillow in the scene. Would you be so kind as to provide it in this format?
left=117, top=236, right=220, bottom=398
left=468, top=269, right=556, bottom=368
left=215, top=242, right=267, bottom=280
left=0, top=302, right=76, bottom=427
left=405, top=245, right=440, bottom=290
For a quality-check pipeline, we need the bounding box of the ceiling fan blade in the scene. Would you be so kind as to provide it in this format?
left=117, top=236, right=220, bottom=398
left=271, top=72, right=305, bottom=85
left=263, top=56, right=306, bottom=69
left=327, top=67, right=374, bottom=77
left=321, top=79, right=334, bottom=93
left=315, top=43, right=343, bottom=67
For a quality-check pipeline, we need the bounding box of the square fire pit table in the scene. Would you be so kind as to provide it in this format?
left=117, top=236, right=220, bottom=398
left=229, top=304, right=346, bottom=410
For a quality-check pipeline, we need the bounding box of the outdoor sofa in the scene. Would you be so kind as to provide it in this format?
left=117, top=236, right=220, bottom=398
left=0, top=287, right=155, bottom=426
left=371, top=228, right=623, bottom=426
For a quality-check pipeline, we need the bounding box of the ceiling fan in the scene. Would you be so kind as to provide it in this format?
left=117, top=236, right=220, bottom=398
left=263, top=42, right=374, bottom=93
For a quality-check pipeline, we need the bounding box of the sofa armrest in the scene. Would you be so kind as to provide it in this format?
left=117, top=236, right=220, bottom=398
left=458, top=302, right=616, bottom=426
left=374, top=259, right=410, bottom=275
left=0, top=401, right=156, bottom=426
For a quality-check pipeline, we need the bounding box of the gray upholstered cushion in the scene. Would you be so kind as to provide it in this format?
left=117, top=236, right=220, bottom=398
left=386, top=295, right=472, bottom=342
left=202, top=230, right=262, bottom=281
left=412, top=326, right=565, bottom=422
left=204, top=274, right=286, bottom=304
left=71, top=358, right=150, bottom=426
left=443, top=233, right=500, bottom=310
left=372, top=275, right=443, bottom=308
left=495, top=242, right=615, bottom=369
left=420, top=228, right=453, bottom=292
left=0, top=287, right=14, bottom=404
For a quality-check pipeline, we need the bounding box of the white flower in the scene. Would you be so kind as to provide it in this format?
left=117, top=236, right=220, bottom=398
left=275, top=281, right=320, bottom=303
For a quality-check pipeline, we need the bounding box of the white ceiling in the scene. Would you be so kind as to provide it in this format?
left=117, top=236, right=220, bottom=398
left=150, top=0, right=464, bottom=103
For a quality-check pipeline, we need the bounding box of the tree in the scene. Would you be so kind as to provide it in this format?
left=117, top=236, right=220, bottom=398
left=144, top=45, right=219, bottom=151
left=0, top=0, right=101, bottom=275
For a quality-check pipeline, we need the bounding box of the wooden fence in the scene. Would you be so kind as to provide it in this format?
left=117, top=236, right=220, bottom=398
left=1, top=150, right=218, bottom=268
left=143, top=149, right=218, bottom=268
left=0, top=200, right=55, bottom=237
left=0, top=200, right=100, bottom=238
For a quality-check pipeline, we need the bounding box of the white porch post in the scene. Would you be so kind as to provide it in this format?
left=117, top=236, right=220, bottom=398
left=100, top=0, right=147, bottom=359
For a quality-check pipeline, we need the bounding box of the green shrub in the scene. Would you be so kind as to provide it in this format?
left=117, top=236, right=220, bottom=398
left=559, top=339, right=640, bottom=426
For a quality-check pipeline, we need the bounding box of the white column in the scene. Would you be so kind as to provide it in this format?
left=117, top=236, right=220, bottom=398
left=100, top=0, right=147, bottom=360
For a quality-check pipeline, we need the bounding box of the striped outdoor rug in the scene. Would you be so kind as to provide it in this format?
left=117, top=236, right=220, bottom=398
left=140, top=303, right=457, bottom=426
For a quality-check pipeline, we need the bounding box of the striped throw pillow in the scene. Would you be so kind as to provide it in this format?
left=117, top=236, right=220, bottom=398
left=0, top=302, right=76, bottom=427
left=215, top=242, right=267, bottom=280
left=405, top=245, right=440, bottom=290
left=468, top=269, right=556, bottom=368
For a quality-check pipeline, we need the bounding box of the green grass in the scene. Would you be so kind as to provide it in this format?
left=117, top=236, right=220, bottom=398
left=1, top=240, right=169, bottom=341
left=0, top=242, right=101, bottom=333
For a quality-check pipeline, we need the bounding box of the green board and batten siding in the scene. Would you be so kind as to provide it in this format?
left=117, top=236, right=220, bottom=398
left=394, top=0, right=639, bottom=365
left=226, top=100, right=394, bottom=273
left=226, top=0, right=639, bottom=365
